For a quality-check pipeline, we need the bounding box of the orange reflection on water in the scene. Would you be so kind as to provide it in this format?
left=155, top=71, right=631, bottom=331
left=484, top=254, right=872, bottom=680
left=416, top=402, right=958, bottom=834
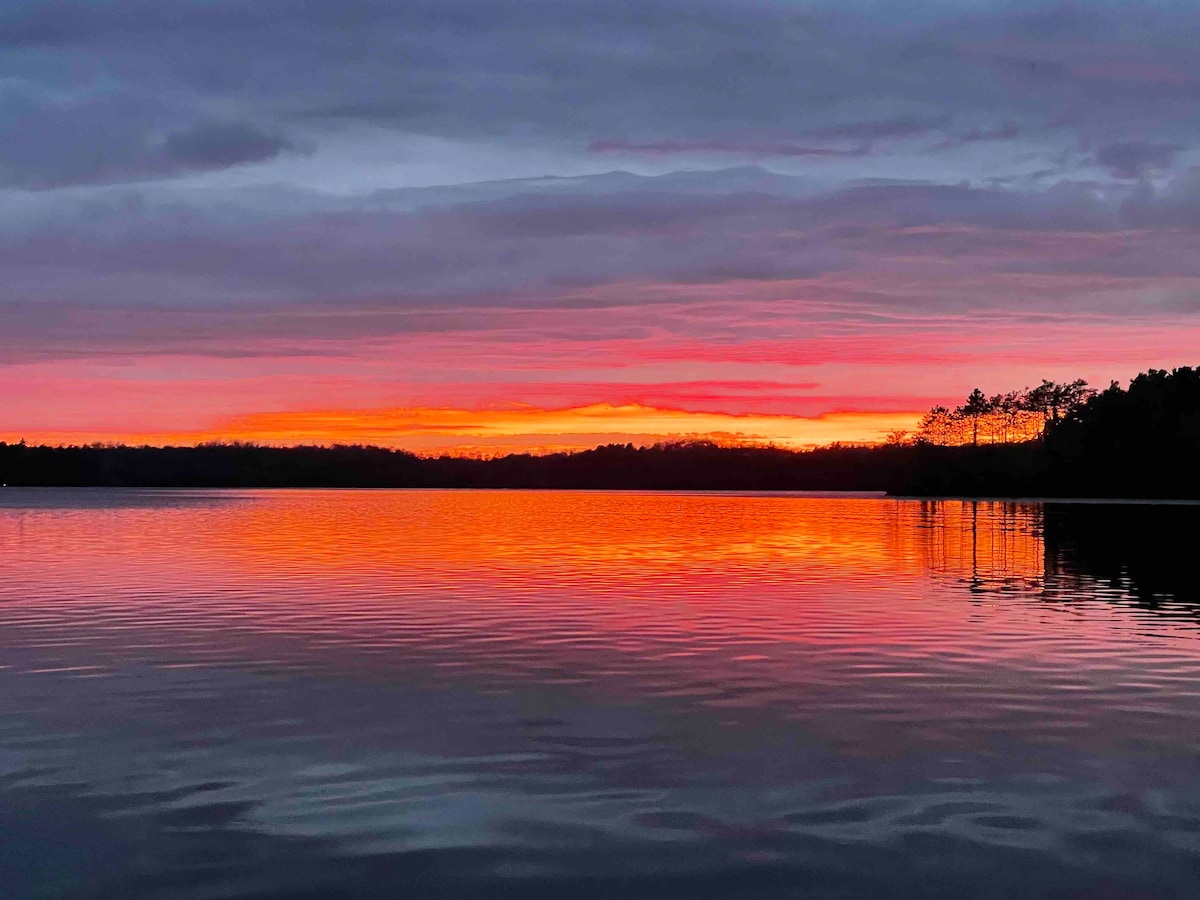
left=216, top=490, right=917, bottom=573
left=914, top=500, right=1046, bottom=592
left=0, top=491, right=1178, bottom=659
left=3, top=490, right=1200, bottom=759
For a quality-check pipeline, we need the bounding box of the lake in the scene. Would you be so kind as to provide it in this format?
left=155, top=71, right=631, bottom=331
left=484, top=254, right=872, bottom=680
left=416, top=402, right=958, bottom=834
left=1, top=489, right=1198, bottom=899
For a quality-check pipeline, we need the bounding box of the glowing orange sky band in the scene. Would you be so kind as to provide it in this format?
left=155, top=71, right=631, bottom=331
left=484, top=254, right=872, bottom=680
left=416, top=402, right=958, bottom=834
left=6, top=403, right=924, bottom=455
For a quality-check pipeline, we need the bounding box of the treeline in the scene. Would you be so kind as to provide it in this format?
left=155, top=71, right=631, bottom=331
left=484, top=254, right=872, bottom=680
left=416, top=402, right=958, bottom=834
left=913, top=379, right=1094, bottom=446
left=0, top=439, right=918, bottom=491
left=902, top=365, right=1200, bottom=498
left=2, top=365, right=1197, bottom=497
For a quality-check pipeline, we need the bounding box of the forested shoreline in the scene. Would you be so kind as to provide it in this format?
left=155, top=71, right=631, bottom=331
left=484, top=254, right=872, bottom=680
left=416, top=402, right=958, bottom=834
left=3, top=366, right=1198, bottom=498
left=901, top=365, right=1200, bottom=497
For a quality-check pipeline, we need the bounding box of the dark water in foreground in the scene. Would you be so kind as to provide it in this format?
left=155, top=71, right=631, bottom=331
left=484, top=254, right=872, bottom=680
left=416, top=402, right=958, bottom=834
left=1, top=490, right=1199, bottom=899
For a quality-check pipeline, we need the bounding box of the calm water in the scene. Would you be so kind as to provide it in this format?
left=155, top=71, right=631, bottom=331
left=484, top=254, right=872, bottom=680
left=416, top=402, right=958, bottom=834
left=1, top=490, right=1199, bottom=899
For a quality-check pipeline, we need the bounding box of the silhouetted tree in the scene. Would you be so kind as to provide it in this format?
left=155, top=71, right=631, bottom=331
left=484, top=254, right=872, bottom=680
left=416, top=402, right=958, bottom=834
left=1027, top=378, right=1094, bottom=427
left=958, top=388, right=991, bottom=446
left=916, top=379, right=1094, bottom=447
left=1044, top=366, right=1200, bottom=496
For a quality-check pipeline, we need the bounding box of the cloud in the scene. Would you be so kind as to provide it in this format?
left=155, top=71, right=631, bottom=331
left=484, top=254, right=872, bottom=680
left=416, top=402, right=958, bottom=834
left=0, top=85, right=304, bottom=187
left=1120, top=166, right=1200, bottom=228
left=5, top=166, right=1200, bottom=342
left=161, top=121, right=302, bottom=171
left=0, top=88, right=161, bottom=188
left=803, top=116, right=949, bottom=142
left=588, top=140, right=869, bottom=158
left=587, top=118, right=951, bottom=160
left=1094, top=141, right=1180, bottom=180
left=933, top=122, right=1020, bottom=150
left=2, top=0, right=1198, bottom=191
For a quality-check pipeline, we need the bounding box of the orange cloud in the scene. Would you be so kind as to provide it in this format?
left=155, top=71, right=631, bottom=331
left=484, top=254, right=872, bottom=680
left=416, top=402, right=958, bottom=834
left=8, top=403, right=923, bottom=456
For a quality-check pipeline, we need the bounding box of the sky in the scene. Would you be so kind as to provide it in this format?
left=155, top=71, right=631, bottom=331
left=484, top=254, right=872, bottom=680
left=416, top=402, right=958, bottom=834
left=3, top=0, right=1200, bottom=454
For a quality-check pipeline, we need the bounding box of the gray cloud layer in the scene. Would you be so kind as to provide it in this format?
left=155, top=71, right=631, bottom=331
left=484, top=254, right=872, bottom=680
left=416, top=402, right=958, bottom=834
left=2, top=1, right=1199, bottom=187
left=1095, top=141, right=1180, bottom=180
left=5, top=164, right=1200, bottom=363
left=3, top=1, right=1200, bottom=365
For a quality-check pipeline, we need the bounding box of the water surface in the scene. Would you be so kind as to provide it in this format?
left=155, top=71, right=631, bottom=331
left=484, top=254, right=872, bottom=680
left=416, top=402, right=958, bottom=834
left=1, top=490, right=1199, bottom=898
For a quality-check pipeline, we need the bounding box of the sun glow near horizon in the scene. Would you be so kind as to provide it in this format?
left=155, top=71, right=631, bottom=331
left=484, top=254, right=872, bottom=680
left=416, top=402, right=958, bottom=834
left=2, top=402, right=924, bottom=456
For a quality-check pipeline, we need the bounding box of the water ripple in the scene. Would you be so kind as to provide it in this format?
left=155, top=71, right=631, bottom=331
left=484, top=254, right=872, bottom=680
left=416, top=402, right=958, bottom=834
left=2, top=490, right=1200, bottom=897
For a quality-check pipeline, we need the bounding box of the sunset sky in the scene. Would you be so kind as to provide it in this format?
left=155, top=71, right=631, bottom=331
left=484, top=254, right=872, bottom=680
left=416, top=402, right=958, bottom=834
left=4, top=0, right=1200, bottom=454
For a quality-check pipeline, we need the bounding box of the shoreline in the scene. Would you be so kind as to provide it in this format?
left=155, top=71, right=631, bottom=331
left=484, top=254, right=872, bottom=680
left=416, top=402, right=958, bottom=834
left=5, top=484, right=1200, bottom=504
